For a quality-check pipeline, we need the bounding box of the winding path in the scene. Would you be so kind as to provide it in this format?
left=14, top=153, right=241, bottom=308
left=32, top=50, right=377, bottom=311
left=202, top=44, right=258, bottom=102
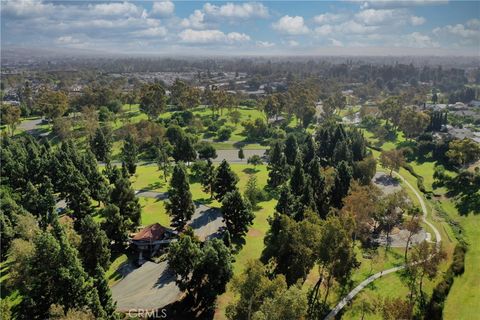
left=324, top=171, right=442, bottom=320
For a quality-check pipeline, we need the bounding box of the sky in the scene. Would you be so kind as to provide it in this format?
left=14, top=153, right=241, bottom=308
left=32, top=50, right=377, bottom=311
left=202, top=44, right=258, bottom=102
left=1, top=0, right=479, bottom=56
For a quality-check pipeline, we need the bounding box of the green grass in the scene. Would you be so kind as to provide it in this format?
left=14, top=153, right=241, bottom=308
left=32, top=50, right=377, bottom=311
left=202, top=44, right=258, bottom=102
left=106, top=254, right=130, bottom=286
left=139, top=198, right=171, bottom=227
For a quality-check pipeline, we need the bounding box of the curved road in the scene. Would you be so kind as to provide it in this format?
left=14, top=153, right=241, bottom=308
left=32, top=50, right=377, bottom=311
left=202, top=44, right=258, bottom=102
left=324, top=171, right=442, bottom=320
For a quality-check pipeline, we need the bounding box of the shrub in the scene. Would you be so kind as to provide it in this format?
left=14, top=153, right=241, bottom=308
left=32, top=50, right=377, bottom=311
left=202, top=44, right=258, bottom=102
left=217, top=127, right=233, bottom=141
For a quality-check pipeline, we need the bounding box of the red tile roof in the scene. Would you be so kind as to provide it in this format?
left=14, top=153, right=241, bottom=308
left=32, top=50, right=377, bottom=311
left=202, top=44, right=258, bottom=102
left=132, top=223, right=167, bottom=242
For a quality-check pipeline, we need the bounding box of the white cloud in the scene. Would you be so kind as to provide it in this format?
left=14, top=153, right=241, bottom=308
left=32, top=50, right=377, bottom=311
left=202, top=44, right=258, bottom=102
left=1, top=0, right=54, bottom=18
left=56, top=36, right=81, bottom=44
left=313, top=13, right=347, bottom=24
left=337, top=21, right=378, bottom=34
left=329, top=38, right=344, bottom=46
left=410, top=16, right=426, bottom=26
left=433, top=22, right=479, bottom=38
left=287, top=40, right=299, bottom=47
left=256, top=41, right=275, bottom=48
left=151, top=1, right=174, bottom=17
left=355, top=9, right=397, bottom=25
left=179, top=29, right=250, bottom=44
left=180, top=10, right=206, bottom=29
left=315, top=25, right=334, bottom=36
left=131, top=27, right=168, bottom=38
left=203, top=2, right=268, bottom=19
left=359, top=1, right=448, bottom=9
left=272, top=15, right=309, bottom=35
left=89, top=2, right=142, bottom=17
left=400, top=32, right=439, bottom=48
left=466, top=18, right=480, bottom=29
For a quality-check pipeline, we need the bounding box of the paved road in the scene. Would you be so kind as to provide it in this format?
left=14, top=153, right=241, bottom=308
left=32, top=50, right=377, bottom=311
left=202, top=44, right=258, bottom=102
left=111, top=261, right=182, bottom=312
left=324, top=171, right=442, bottom=320
left=18, top=118, right=43, bottom=133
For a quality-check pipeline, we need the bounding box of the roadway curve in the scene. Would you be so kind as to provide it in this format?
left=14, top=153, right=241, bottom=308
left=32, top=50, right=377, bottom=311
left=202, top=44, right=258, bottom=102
left=324, top=171, right=442, bottom=320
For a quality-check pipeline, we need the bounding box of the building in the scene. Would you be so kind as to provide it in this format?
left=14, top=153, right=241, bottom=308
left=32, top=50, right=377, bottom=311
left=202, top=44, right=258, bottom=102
left=130, top=223, right=177, bottom=265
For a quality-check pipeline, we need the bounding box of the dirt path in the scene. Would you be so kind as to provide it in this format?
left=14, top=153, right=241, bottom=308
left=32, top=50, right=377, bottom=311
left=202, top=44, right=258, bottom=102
left=324, top=171, right=442, bottom=320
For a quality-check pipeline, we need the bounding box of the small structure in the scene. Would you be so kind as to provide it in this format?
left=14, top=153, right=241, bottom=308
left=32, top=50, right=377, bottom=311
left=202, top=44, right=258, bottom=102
left=130, top=223, right=177, bottom=265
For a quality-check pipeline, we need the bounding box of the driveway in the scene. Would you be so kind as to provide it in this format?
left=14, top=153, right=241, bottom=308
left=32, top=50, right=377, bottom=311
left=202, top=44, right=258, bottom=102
left=111, top=261, right=182, bottom=312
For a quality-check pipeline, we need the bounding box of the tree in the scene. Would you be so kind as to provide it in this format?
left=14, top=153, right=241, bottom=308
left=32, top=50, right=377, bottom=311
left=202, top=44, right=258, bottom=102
left=110, top=171, right=141, bottom=228
left=168, top=235, right=233, bottom=306
left=353, top=156, right=377, bottom=185
left=262, top=95, right=280, bottom=121
left=90, top=128, right=112, bottom=162
left=399, top=108, right=430, bottom=139
left=1, top=104, right=21, bottom=136
left=139, top=83, right=166, bottom=120
left=290, top=157, right=306, bottom=198
left=222, top=190, right=254, bottom=238
left=52, top=117, right=73, bottom=140
left=121, top=133, right=138, bottom=175
left=377, top=191, right=409, bottom=249
left=382, top=297, right=412, bottom=320
left=238, top=148, right=245, bottom=161
left=201, top=159, right=216, bottom=199
left=262, top=212, right=321, bottom=286
left=403, top=207, right=422, bottom=262
left=229, top=110, right=242, bottom=127
left=330, top=161, right=353, bottom=208
left=172, top=134, right=197, bottom=163
left=380, top=149, right=405, bottom=176
left=308, top=157, right=329, bottom=217
left=247, top=155, right=263, bottom=168
left=252, top=283, right=307, bottom=320
left=214, top=160, right=239, bottom=201
left=165, top=164, right=195, bottom=230
left=446, top=138, right=480, bottom=167
left=77, top=216, right=111, bottom=276
left=92, top=266, right=116, bottom=318
left=36, top=88, right=69, bottom=120
left=275, top=185, right=296, bottom=217
left=244, top=175, right=264, bottom=208
left=284, top=135, right=299, bottom=166
left=156, top=141, right=173, bottom=182
left=196, top=141, right=217, bottom=160
left=267, top=142, right=288, bottom=188
left=379, top=96, right=402, bottom=129
left=101, top=204, right=129, bottom=250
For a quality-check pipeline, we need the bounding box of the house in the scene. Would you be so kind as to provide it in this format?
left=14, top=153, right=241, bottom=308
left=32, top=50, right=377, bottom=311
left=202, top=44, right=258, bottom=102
left=469, top=100, right=480, bottom=108
left=130, top=223, right=177, bottom=265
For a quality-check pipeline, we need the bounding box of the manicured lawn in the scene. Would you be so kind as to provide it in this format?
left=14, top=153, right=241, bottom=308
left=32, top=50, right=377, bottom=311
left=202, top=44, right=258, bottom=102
left=139, top=198, right=170, bottom=227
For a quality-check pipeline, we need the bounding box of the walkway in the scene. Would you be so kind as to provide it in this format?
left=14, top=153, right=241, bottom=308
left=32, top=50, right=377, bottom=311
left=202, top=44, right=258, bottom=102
left=324, top=171, right=442, bottom=320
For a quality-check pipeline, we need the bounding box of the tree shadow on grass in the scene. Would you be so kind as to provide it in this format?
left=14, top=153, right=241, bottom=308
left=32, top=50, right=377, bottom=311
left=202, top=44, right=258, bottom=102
left=146, top=181, right=166, bottom=190
left=242, top=168, right=259, bottom=174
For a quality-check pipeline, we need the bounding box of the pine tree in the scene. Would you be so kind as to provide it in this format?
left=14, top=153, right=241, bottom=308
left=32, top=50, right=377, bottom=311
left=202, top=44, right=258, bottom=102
left=276, top=185, right=296, bottom=217
left=101, top=204, right=129, bottom=250
left=110, top=172, right=141, bottom=228
left=81, top=150, right=109, bottom=205
left=214, top=160, right=239, bottom=201
left=93, top=265, right=116, bottom=318
left=165, top=164, right=195, bottom=230
left=303, top=135, right=317, bottom=168
left=201, top=159, right=215, bottom=199
left=238, top=148, right=245, bottom=161
left=267, top=142, right=288, bottom=188
left=290, top=157, right=306, bottom=198
left=331, top=161, right=353, bottom=208
left=78, top=216, right=111, bottom=276
left=285, top=135, right=299, bottom=166
left=221, top=190, right=254, bottom=237
left=308, top=157, right=329, bottom=217
left=90, top=128, right=111, bottom=162
left=121, top=133, right=138, bottom=175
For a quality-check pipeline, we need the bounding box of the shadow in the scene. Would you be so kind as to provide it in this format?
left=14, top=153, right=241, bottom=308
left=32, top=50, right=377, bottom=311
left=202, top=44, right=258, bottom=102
left=146, top=181, right=166, bottom=190
left=374, top=174, right=400, bottom=187
left=154, top=267, right=177, bottom=289
left=242, top=168, right=259, bottom=174
left=189, top=207, right=222, bottom=230
left=136, top=190, right=168, bottom=200
left=108, top=251, right=137, bottom=282
left=194, top=198, right=213, bottom=205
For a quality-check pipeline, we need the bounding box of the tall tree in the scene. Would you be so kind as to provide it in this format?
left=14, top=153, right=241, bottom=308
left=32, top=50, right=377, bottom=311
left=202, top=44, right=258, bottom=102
left=90, top=128, right=112, bottom=162
left=121, top=133, right=138, bottom=175
left=213, top=160, right=239, bottom=201
left=1, top=104, right=21, bottom=136
left=101, top=204, right=129, bottom=250
left=139, top=83, right=166, bottom=120
left=267, top=142, right=288, bottom=188
left=380, top=149, right=405, bottom=176
left=77, top=216, right=111, bottom=276
left=110, top=171, right=141, bottom=228
left=330, top=160, right=353, bottom=208
left=36, top=88, right=69, bottom=120
left=201, top=159, right=216, bottom=199
left=165, top=164, right=195, bottom=230
left=284, top=135, right=299, bottom=166
left=221, top=189, right=254, bottom=238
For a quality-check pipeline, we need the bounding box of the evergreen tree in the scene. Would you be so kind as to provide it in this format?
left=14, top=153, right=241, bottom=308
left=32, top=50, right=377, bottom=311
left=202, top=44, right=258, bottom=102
left=78, top=216, right=111, bottom=276
left=165, top=164, right=195, bottom=230
left=201, top=159, right=216, bottom=199
left=303, top=135, right=317, bottom=168
left=308, top=158, right=329, bottom=217
left=213, top=160, right=239, bottom=201
left=221, top=190, right=254, bottom=237
left=156, top=141, right=172, bottom=182
left=121, top=133, right=138, bottom=175
left=81, top=150, right=109, bottom=205
left=285, top=135, right=299, bottom=166
left=172, top=135, right=197, bottom=163
left=93, top=265, right=116, bottom=318
left=290, top=157, right=306, bottom=197
left=238, top=148, right=245, bottom=161
left=21, top=177, right=55, bottom=227
left=267, top=142, right=288, bottom=188
left=90, top=127, right=111, bottom=162
left=101, top=204, right=129, bottom=250
left=275, top=185, right=296, bottom=217
left=331, top=161, right=353, bottom=208
left=110, top=172, right=141, bottom=228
